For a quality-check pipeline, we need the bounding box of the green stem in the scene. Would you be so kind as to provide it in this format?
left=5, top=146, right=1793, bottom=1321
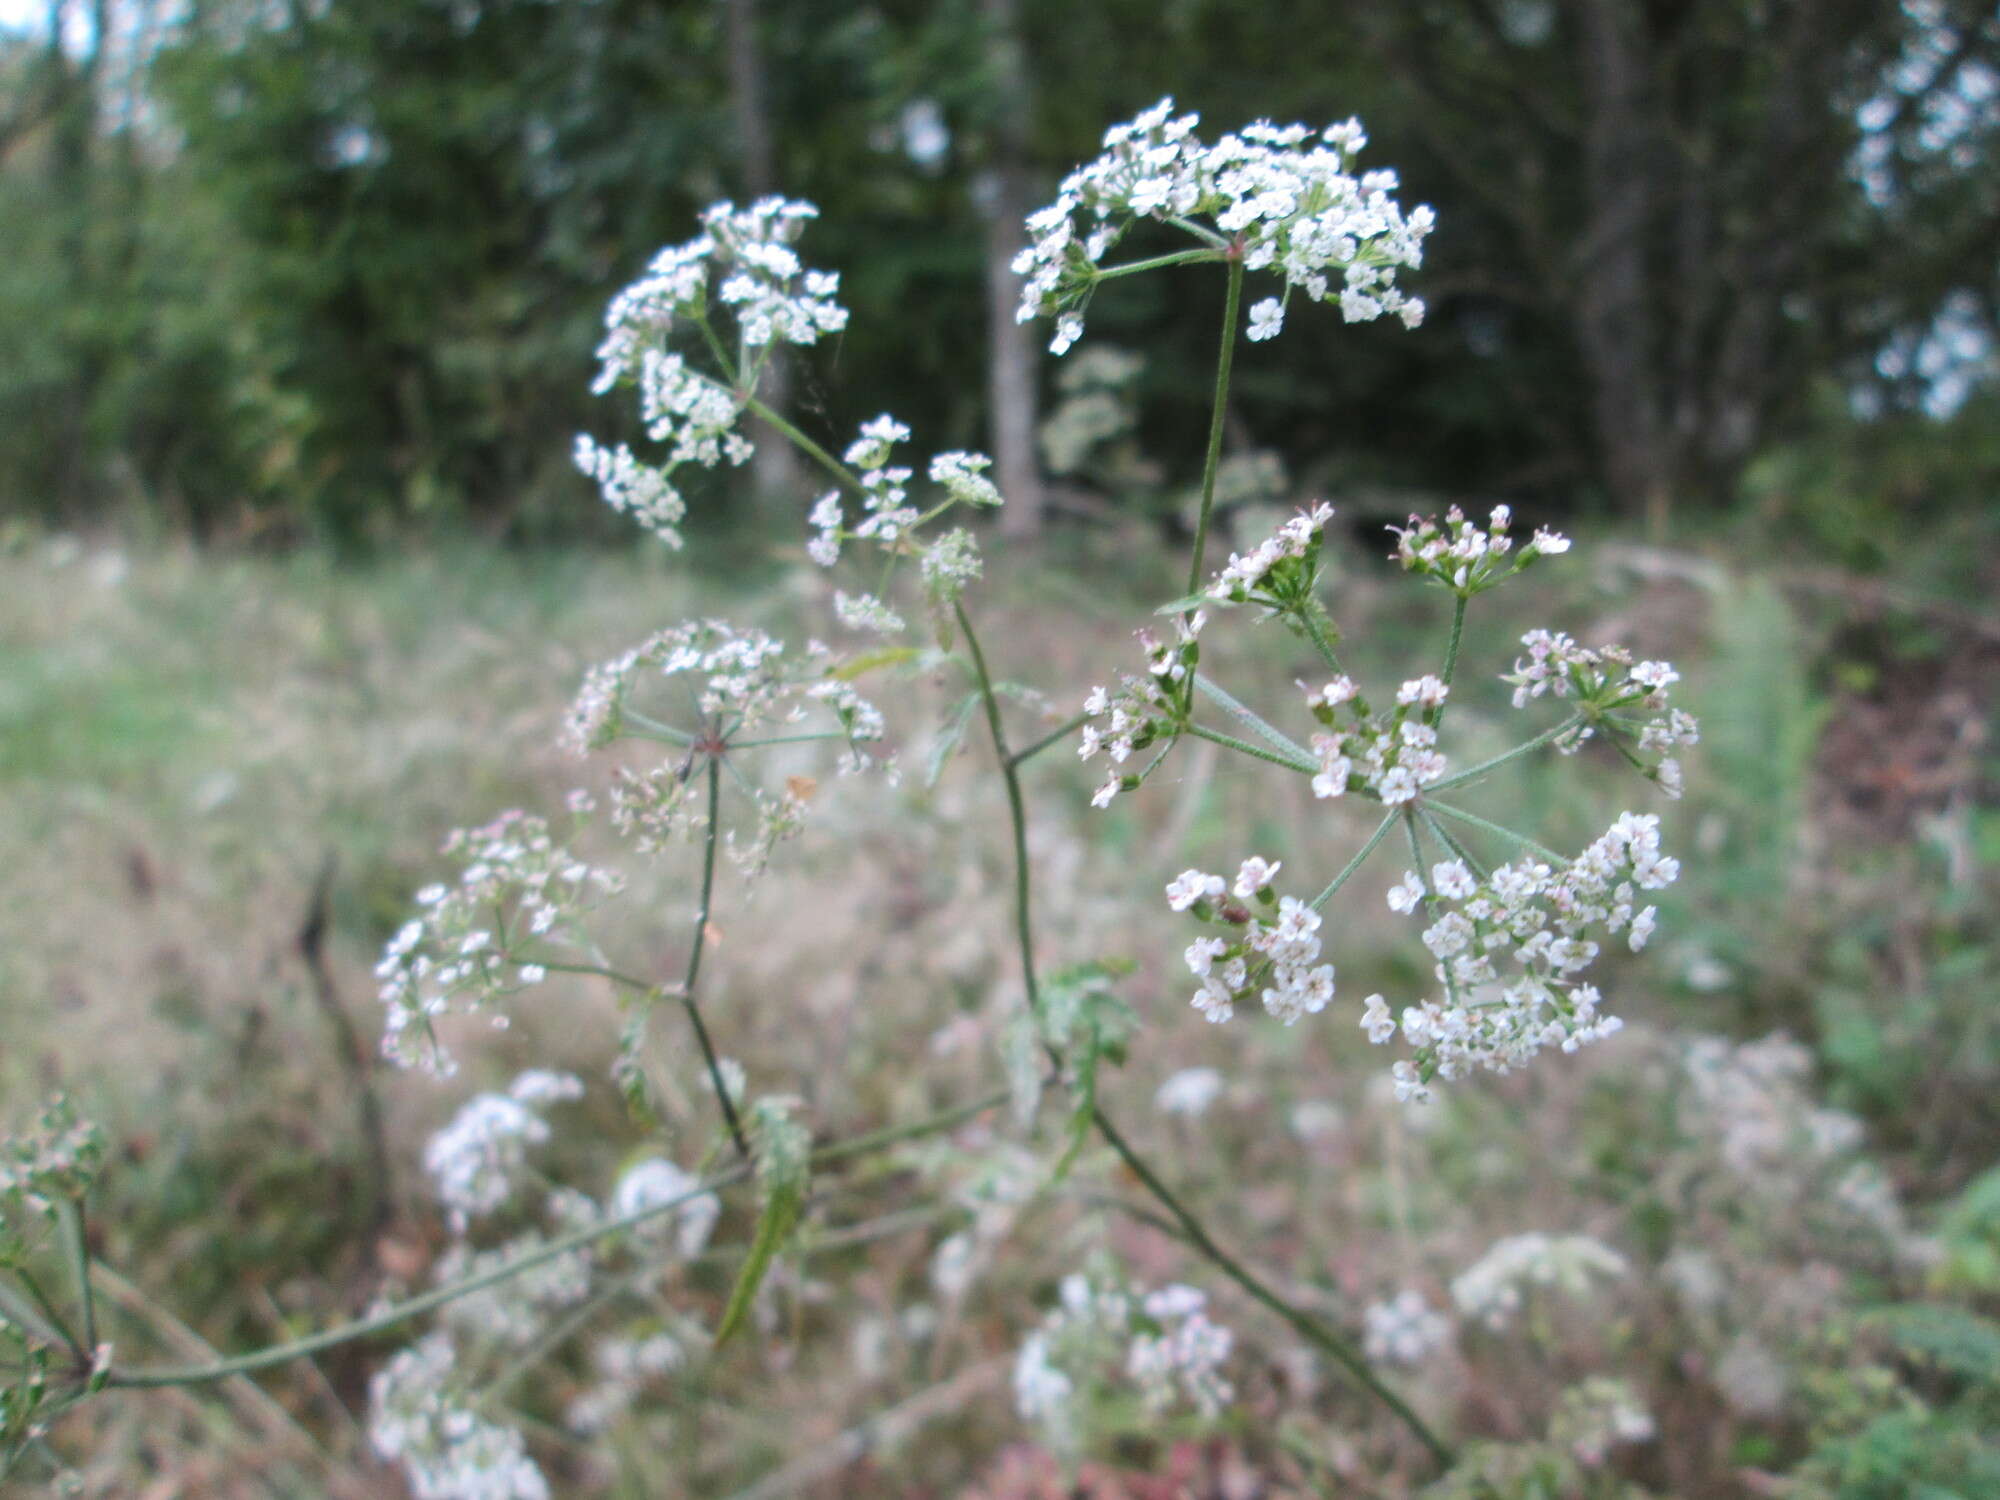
left=954, top=600, right=1039, bottom=1018
left=812, top=1087, right=1011, bottom=1166
left=1007, top=712, right=1091, bottom=769
left=1424, top=799, right=1564, bottom=864
left=1095, top=247, right=1225, bottom=281
left=1089, top=1107, right=1453, bottom=1469
left=622, top=710, right=697, bottom=747
left=529, top=960, right=663, bottom=994
left=1185, top=256, right=1246, bottom=600
left=743, top=395, right=866, bottom=498
left=1431, top=596, right=1467, bottom=729
left=1309, top=809, right=1403, bottom=913
left=726, top=731, right=852, bottom=749
left=1186, top=721, right=1316, bottom=775
left=1406, top=811, right=1464, bottom=1013
left=102, top=1093, right=1006, bottom=1392
left=9, top=1268, right=81, bottom=1363
left=0, top=1276, right=70, bottom=1354
left=1297, top=604, right=1344, bottom=675
left=685, top=757, right=750, bottom=1160
left=1419, top=808, right=1487, bottom=881
left=955, top=597, right=1453, bottom=1470
left=58, top=1199, right=95, bottom=1354
left=1165, top=215, right=1232, bottom=249
left=1427, top=714, right=1584, bottom=793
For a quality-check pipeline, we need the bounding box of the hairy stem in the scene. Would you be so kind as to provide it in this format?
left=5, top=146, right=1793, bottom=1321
left=9, top=1268, right=82, bottom=1364
left=1431, top=595, right=1467, bottom=728
left=1419, top=807, right=1487, bottom=881
left=58, top=1199, right=95, bottom=1355
left=1425, top=798, right=1565, bottom=864
left=686, top=757, right=751, bottom=1159
left=743, top=394, right=865, bottom=498
left=1185, top=721, right=1317, bottom=775
left=953, top=596, right=1453, bottom=1469
left=1095, top=247, right=1226, bottom=281
left=0, top=1276, right=71, bottom=1356
left=1007, top=711, right=1090, bottom=769
left=101, top=1091, right=1009, bottom=1391
left=955, top=600, right=1039, bottom=1017
left=530, top=960, right=664, bottom=994
left=1090, top=1107, right=1453, bottom=1468
left=1297, top=604, right=1344, bottom=675
left=1309, top=808, right=1403, bottom=912
left=1184, top=255, right=1245, bottom=600
left=1406, top=810, right=1464, bottom=1014
left=1428, top=714, right=1584, bottom=793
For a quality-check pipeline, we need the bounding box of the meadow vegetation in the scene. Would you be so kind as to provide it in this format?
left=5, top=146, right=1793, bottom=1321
left=4, top=486, right=1995, bottom=1496
left=0, top=31, right=1996, bottom=1496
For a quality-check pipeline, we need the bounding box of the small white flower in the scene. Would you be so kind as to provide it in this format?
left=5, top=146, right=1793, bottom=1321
left=1232, top=856, right=1281, bottom=898
left=1245, top=297, right=1285, bottom=342
left=1155, top=1067, right=1225, bottom=1117
left=1166, top=868, right=1225, bottom=912
left=1387, top=874, right=1425, bottom=915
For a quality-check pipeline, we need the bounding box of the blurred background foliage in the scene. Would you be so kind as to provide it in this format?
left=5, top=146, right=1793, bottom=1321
left=1, top=0, right=1996, bottom=550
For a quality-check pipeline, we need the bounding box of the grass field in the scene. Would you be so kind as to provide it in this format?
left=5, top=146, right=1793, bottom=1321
left=3, top=521, right=1997, bottom=1497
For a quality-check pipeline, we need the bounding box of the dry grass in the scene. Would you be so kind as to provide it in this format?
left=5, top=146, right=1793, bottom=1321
left=2, top=526, right=1989, bottom=1498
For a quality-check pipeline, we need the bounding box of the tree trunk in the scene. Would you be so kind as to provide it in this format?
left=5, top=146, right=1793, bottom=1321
left=723, top=0, right=803, bottom=509
left=1570, top=0, right=1671, bottom=529
left=981, top=0, right=1045, bottom=539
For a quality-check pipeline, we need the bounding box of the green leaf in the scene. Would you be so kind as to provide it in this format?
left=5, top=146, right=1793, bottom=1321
left=925, top=693, right=982, bottom=788
left=1873, top=1304, right=2000, bottom=1385
left=713, top=1173, right=805, bottom=1349
left=715, top=1098, right=814, bottom=1349
left=1153, top=591, right=1216, bottom=616
left=1037, top=962, right=1137, bottom=1185
left=831, top=646, right=927, bottom=681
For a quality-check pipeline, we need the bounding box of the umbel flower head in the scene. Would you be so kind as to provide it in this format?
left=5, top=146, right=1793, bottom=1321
left=1014, top=97, right=1433, bottom=354
left=575, top=198, right=850, bottom=548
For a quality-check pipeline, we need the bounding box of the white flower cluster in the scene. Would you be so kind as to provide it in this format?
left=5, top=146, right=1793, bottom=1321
left=1362, top=1288, right=1453, bottom=1366
left=565, top=1333, right=685, bottom=1434
left=610, top=1156, right=720, bottom=1260
left=1075, top=613, right=1202, bottom=808
left=833, top=590, right=906, bottom=635
left=1302, top=673, right=1451, bottom=804
left=572, top=436, right=690, bottom=548
left=1013, top=97, right=1431, bottom=354
left=563, top=619, right=884, bottom=763
left=919, top=526, right=983, bottom=611
left=593, top=199, right=846, bottom=390
left=1504, top=631, right=1699, bottom=797
left=1675, top=1029, right=1922, bottom=1268
left=1390, top=504, right=1569, bottom=597
left=421, top=1072, right=582, bottom=1230
left=0, top=1095, right=105, bottom=1216
left=1154, top=1066, right=1225, bottom=1117
left=434, top=1230, right=594, bottom=1349
left=1208, top=501, right=1335, bottom=605
left=1013, top=1270, right=1235, bottom=1452
left=577, top=198, right=848, bottom=547
left=1550, top=1377, right=1656, bottom=1467
left=1365, top=813, right=1681, bottom=1100
left=368, top=1333, right=549, bottom=1500
left=1169, top=857, right=1337, bottom=1025
left=1125, top=1284, right=1234, bottom=1418
left=562, top=619, right=782, bottom=753
left=805, top=418, right=998, bottom=636
left=1451, top=1232, right=1628, bottom=1332
left=377, top=816, right=623, bottom=1076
